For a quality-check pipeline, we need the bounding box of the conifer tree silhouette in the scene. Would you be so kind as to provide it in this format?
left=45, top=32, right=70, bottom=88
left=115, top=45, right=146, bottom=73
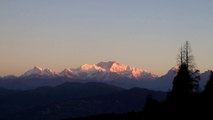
left=171, top=64, right=193, bottom=97
left=171, top=41, right=197, bottom=98
left=167, top=41, right=200, bottom=113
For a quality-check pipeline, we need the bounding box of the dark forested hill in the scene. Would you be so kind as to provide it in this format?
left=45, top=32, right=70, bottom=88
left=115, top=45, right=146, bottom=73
left=0, top=82, right=166, bottom=120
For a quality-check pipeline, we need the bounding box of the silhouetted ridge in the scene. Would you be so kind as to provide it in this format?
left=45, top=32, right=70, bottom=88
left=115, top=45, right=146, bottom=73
left=0, top=82, right=166, bottom=120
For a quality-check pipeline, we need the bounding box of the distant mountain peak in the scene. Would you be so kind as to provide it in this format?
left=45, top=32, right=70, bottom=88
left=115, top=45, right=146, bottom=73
left=96, top=61, right=119, bottom=71
left=22, top=66, right=55, bottom=78
left=167, top=66, right=179, bottom=74
left=79, top=64, right=105, bottom=72
left=59, top=68, right=73, bottom=78
left=96, top=61, right=130, bottom=72
left=33, top=66, right=43, bottom=71
left=109, top=62, right=128, bottom=72
left=63, top=68, right=72, bottom=72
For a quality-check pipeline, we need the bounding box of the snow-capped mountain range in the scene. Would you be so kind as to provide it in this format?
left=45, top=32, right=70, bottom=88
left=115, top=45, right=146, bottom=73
left=0, top=61, right=211, bottom=91
left=21, top=61, right=158, bottom=80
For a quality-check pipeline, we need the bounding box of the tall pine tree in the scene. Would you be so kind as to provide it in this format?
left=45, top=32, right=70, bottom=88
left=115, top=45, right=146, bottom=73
left=167, top=41, right=200, bottom=113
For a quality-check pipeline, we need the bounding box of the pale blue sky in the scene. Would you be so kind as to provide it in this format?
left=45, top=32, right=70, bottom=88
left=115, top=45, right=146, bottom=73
left=0, top=0, right=213, bottom=76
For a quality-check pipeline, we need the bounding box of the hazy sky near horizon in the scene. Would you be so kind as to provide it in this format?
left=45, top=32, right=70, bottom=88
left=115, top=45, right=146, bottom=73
left=0, top=0, right=213, bottom=76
